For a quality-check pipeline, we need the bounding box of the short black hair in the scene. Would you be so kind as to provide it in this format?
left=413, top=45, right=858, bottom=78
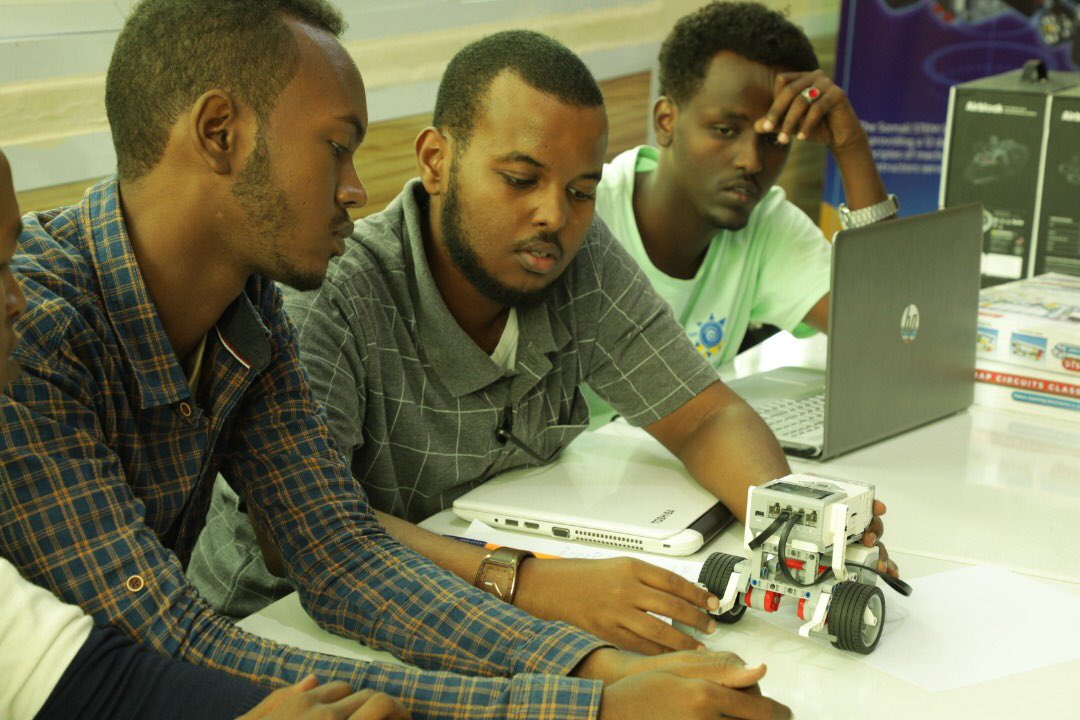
left=659, top=1, right=819, bottom=105
left=433, top=30, right=604, bottom=148
left=106, top=0, right=346, bottom=179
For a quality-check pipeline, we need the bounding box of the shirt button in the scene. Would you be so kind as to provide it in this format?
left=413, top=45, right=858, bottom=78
left=126, top=575, right=145, bottom=592
left=178, top=401, right=193, bottom=418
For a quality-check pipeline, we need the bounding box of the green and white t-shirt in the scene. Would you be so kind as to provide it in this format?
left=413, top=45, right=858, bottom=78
left=595, top=145, right=831, bottom=370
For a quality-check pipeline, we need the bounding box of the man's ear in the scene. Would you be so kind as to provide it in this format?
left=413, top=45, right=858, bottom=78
left=415, top=126, right=450, bottom=196
left=654, top=96, right=677, bottom=148
left=189, top=90, right=241, bottom=175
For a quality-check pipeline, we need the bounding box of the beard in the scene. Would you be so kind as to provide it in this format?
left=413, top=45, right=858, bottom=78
left=440, top=168, right=556, bottom=309
left=707, top=208, right=751, bottom=232
left=232, top=131, right=323, bottom=292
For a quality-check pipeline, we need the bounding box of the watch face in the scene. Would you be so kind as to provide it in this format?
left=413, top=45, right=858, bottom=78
left=484, top=562, right=519, bottom=602
left=475, top=550, right=531, bottom=604
left=481, top=578, right=509, bottom=601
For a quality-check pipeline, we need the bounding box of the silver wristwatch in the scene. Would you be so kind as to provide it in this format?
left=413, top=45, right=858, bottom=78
left=837, top=194, right=899, bottom=229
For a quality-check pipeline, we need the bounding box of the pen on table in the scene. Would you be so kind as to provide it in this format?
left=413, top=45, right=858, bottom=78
left=445, top=534, right=560, bottom=559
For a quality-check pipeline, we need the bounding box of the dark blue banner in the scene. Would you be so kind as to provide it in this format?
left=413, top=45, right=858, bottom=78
left=825, top=0, right=1080, bottom=224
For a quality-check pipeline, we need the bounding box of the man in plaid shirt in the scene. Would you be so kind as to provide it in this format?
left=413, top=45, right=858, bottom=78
left=0, top=1, right=789, bottom=719
left=1, top=147, right=409, bottom=720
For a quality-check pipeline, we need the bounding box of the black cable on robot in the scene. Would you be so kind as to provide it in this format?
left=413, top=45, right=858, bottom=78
left=747, top=512, right=789, bottom=550
left=777, top=512, right=829, bottom=588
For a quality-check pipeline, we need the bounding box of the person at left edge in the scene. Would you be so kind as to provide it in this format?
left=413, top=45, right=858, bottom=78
left=0, top=149, right=407, bottom=720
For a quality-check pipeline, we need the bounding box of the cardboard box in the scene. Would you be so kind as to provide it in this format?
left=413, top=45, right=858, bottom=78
left=941, top=66, right=1080, bottom=286
left=974, top=273, right=1080, bottom=418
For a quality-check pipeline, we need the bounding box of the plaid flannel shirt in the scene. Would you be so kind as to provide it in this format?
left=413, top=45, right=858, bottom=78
left=0, top=178, right=606, bottom=720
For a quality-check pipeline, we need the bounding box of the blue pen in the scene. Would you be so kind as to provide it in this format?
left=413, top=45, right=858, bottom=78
left=444, top=534, right=488, bottom=548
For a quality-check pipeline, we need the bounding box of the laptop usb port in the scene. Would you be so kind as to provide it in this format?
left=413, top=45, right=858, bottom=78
left=524, top=522, right=539, bottom=530
left=552, top=527, right=569, bottom=538
left=504, top=519, right=518, bottom=527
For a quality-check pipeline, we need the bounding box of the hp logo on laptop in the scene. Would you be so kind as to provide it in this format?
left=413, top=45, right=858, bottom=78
left=900, top=304, right=920, bottom=344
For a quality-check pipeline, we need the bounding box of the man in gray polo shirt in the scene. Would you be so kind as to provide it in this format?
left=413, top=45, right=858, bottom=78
left=190, top=30, right=888, bottom=661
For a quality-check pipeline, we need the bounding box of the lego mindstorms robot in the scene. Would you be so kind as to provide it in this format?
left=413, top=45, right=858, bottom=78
left=697, top=474, right=911, bottom=655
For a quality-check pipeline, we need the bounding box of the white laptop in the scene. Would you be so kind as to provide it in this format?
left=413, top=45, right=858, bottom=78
left=727, top=204, right=982, bottom=460
left=452, top=429, right=733, bottom=556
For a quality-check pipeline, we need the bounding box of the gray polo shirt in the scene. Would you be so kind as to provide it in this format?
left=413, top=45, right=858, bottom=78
left=188, top=180, right=718, bottom=616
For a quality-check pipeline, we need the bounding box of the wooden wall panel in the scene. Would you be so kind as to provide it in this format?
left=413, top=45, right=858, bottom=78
left=16, top=68, right=834, bottom=227
left=15, top=72, right=652, bottom=218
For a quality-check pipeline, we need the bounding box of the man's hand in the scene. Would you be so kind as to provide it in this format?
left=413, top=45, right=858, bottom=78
left=515, top=557, right=721, bottom=654
left=863, top=499, right=899, bottom=578
left=238, top=675, right=411, bottom=720
left=754, top=69, right=865, bottom=153
left=594, top=651, right=792, bottom=720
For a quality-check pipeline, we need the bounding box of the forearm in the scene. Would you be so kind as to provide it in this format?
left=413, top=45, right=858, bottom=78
left=174, top=577, right=606, bottom=720
left=831, top=131, right=888, bottom=211
left=676, top=395, right=790, bottom=523
left=197, top=616, right=605, bottom=720
left=380, top=669, right=602, bottom=720
left=374, top=509, right=489, bottom=580
left=229, top=634, right=604, bottom=720
left=374, top=509, right=586, bottom=654
left=171, top=576, right=607, bottom=720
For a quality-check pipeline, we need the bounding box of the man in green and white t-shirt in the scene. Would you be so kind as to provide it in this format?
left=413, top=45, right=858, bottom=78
left=597, top=145, right=829, bottom=368
left=594, top=2, right=895, bottom=399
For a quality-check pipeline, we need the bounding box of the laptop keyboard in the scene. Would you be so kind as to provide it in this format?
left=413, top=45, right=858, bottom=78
left=754, top=393, right=825, bottom=446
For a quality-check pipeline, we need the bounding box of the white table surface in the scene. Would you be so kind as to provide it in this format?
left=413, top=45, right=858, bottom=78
left=239, top=332, right=1080, bottom=719
left=727, top=333, right=1080, bottom=583
left=419, top=509, right=1080, bottom=720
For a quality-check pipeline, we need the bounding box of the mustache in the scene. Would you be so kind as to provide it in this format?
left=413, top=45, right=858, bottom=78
left=722, top=174, right=761, bottom=193
left=511, top=231, right=563, bottom=254
left=331, top=216, right=354, bottom=236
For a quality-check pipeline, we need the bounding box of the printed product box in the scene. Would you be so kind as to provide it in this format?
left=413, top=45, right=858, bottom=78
left=975, top=273, right=1080, bottom=418
left=1035, top=84, right=1080, bottom=277
left=974, top=361, right=1080, bottom=418
left=941, top=65, right=1080, bottom=286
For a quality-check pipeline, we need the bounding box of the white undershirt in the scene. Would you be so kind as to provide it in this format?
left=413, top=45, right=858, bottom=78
left=184, top=334, right=208, bottom=393
left=0, top=557, right=93, bottom=718
left=489, top=308, right=519, bottom=371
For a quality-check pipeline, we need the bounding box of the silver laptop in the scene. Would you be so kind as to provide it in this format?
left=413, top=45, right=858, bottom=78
left=452, top=430, right=733, bottom=556
left=727, top=204, right=982, bottom=460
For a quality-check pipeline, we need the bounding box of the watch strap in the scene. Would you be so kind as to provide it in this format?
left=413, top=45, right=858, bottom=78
left=838, top=193, right=899, bottom=229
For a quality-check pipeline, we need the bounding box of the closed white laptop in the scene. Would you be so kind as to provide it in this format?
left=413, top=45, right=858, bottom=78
left=452, top=429, right=733, bottom=556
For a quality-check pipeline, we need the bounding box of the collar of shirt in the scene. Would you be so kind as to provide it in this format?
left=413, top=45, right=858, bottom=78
left=397, top=181, right=571, bottom=401
left=64, top=178, right=271, bottom=409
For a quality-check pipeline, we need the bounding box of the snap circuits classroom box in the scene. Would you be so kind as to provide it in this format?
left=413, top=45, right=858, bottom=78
left=975, top=273, right=1080, bottom=418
